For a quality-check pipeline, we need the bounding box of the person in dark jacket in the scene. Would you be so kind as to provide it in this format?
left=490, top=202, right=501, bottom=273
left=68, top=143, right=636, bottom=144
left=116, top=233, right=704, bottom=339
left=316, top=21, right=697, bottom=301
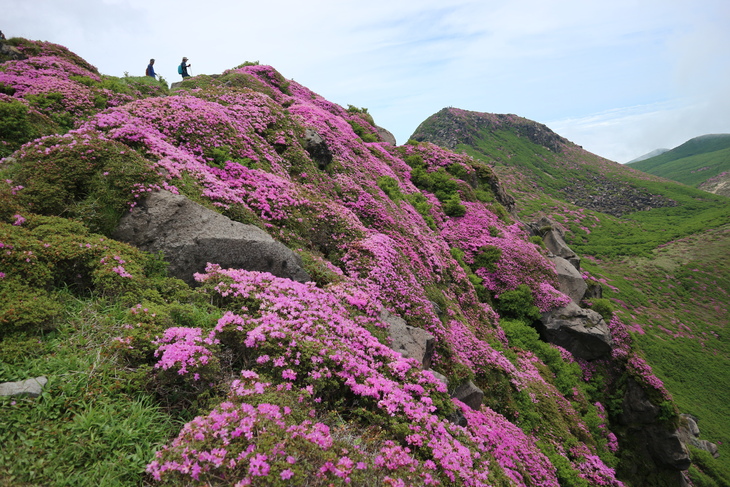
left=146, top=59, right=156, bottom=78
left=180, top=57, right=191, bottom=78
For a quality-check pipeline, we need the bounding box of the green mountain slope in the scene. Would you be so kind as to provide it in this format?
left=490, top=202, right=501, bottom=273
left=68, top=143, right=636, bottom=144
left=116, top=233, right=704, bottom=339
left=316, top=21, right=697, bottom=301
left=627, top=134, right=730, bottom=189
left=412, top=107, right=730, bottom=483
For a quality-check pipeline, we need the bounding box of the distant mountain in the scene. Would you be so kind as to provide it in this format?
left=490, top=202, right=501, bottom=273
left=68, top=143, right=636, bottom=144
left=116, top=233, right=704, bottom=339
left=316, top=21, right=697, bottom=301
left=626, top=148, right=669, bottom=164
left=626, top=134, right=730, bottom=192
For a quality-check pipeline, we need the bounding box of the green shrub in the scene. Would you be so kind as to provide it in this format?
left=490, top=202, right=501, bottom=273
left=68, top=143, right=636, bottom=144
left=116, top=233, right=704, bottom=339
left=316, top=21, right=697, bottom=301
left=496, top=284, right=541, bottom=322
left=0, top=97, right=59, bottom=157
left=473, top=245, right=502, bottom=272
left=0, top=279, right=63, bottom=336
left=5, top=133, right=161, bottom=234
left=404, top=154, right=425, bottom=168
left=529, top=235, right=546, bottom=249
left=589, top=298, right=615, bottom=321
left=376, top=175, right=403, bottom=201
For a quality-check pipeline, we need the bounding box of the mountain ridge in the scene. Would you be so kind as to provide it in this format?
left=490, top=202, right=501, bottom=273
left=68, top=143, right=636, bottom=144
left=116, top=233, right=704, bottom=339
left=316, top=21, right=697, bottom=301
left=626, top=134, right=730, bottom=193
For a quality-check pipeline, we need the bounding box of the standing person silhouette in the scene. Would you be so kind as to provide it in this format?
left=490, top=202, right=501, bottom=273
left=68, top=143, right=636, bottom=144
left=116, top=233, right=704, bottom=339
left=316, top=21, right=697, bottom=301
left=146, top=58, right=156, bottom=78
left=179, top=57, right=191, bottom=79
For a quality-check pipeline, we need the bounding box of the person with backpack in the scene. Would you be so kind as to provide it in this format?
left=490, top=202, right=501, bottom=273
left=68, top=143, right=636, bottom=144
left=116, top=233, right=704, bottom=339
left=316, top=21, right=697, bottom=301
left=146, top=58, right=156, bottom=78
left=179, top=57, right=191, bottom=79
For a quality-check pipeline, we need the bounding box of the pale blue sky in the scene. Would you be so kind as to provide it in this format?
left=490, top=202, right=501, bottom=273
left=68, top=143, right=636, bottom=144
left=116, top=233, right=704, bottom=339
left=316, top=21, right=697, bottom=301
left=4, top=0, right=729, bottom=162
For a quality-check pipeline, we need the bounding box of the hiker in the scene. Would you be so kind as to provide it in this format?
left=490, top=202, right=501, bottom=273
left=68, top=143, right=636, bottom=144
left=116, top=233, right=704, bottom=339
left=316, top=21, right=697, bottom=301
left=0, top=31, right=6, bottom=40
left=146, top=58, right=156, bottom=78
left=179, top=57, right=191, bottom=79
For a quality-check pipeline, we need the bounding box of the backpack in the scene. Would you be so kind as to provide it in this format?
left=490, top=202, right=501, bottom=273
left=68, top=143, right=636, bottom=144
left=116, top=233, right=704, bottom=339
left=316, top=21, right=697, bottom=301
left=178, top=64, right=183, bottom=75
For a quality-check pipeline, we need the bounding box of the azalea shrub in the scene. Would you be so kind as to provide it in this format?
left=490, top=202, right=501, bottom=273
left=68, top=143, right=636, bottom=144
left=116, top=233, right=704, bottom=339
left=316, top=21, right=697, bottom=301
left=4, top=131, right=161, bottom=234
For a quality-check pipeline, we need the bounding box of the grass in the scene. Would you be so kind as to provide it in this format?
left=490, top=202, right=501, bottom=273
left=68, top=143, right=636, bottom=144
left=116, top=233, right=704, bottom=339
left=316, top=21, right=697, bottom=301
left=0, top=294, right=180, bottom=486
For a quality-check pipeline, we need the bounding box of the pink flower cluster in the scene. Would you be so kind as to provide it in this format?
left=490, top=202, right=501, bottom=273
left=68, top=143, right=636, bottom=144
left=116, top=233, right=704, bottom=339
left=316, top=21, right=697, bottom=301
left=153, top=327, right=220, bottom=379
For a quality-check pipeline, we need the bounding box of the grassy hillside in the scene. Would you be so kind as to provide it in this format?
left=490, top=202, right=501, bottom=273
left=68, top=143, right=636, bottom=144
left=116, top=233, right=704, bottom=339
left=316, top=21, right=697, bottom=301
left=627, top=134, right=730, bottom=188
left=412, top=108, right=730, bottom=485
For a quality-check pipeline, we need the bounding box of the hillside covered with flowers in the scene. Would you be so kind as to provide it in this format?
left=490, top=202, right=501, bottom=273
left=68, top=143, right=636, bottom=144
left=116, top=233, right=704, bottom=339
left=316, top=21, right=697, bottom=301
left=1, top=37, right=727, bottom=487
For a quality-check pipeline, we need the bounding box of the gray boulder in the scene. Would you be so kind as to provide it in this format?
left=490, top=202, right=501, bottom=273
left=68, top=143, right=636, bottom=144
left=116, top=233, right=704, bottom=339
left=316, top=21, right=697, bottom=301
left=620, top=378, right=659, bottom=425
left=645, top=425, right=692, bottom=470
left=0, top=41, right=27, bottom=62
left=452, top=380, right=484, bottom=410
left=549, top=255, right=587, bottom=303
left=302, top=129, right=333, bottom=169
left=376, top=125, right=396, bottom=145
left=0, top=376, right=47, bottom=397
left=538, top=301, right=613, bottom=360
left=113, top=190, right=310, bottom=286
left=620, top=380, right=692, bottom=471
left=382, top=308, right=435, bottom=369
left=679, top=414, right=720, bottom=458
left=531, top=217, right=581, bottom=269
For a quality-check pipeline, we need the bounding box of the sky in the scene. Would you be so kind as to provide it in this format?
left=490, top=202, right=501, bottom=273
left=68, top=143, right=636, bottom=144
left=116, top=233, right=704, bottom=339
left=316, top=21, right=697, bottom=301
left=3, top=0, right=730, bottom=163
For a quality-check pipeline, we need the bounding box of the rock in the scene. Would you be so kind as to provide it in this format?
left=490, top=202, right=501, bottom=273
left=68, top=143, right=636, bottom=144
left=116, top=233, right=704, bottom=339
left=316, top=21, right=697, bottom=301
left=680, top=414, right=700, bottom=438
left=0, top=376, right=47, bottom=397
left=452, top=380, right=484, bottom=410
left=302, top=128, right=333, bottom=169
left=382, top=308, right=435, bottom=369
left=447, top=408, right=468, bottom=427
left=549, top=255, right=587, bottom=303
left=698, top=440, right=720, bottom=458
left=619, top=380, right=693, bottom=471
left=113, top=190, right=310, bottom=286
left=584, top=281, right=603, bottom=300
left=538, top=301, right=613, bottom=360
left=620, top=378, right=659, bottom=425
left=531, top=217, right=581, bottom=269
left=645, top=425, right=691, bottom=470
left=678, top=414, right=720, bottom=458
left=0, top=41, right=27, bottom=62
left=426, top=369, right=449, bottom=388
left=376, top=125, right=396, bottom=145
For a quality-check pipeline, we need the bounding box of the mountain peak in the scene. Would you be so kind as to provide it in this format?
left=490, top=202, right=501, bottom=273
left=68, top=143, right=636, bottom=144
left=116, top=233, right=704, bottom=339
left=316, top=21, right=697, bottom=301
left=410, top=107, right=569, bottom=153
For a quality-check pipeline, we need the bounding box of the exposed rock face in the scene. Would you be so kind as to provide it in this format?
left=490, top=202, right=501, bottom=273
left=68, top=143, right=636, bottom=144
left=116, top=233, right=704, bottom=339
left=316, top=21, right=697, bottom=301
left=562, top=174, right=678, bottom=217
left=620, top=378, right=660, bottom=425
left=699, top=172, right=730, bottom=197
left=113, top=190, right=310, bottom=286
left=538, top=301, right=613, bottom=360
left=679, top=414, right=720, bottom=458
left=0, top=40, right=27, bottom=62
left=411, top=108, right=568, bottom=154
left=549, top=256, right=587, bottom=303
left=376, top=125, right=396, bottom=145
left=452, top=380, right=484, bottom=411
left=646, top=426, right=692, bottom=470
left=0, top=376, right=47, bottom=397
left=302, top=128, right=333, bottom=169
left=530, top=217, right=580, bottom=269
left=620, top=379, right=692, bottom=471
left=382, top=308, right=435, bottom=369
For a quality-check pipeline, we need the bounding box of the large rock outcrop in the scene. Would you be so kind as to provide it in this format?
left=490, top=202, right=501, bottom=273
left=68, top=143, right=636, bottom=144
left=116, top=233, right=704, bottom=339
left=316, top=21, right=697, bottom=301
left=113, top=190, right=310, bottom=286
left=548, top=255, right=587, bottom=303
left=530, top=216, right=581, bottom=269
left=678, top=414, right=720, bottom=458
left=538, top=301, right=613, bottom=360
left=381, top=308, right=435, bottom=369
left=619, top=379, right=692, bottom=471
